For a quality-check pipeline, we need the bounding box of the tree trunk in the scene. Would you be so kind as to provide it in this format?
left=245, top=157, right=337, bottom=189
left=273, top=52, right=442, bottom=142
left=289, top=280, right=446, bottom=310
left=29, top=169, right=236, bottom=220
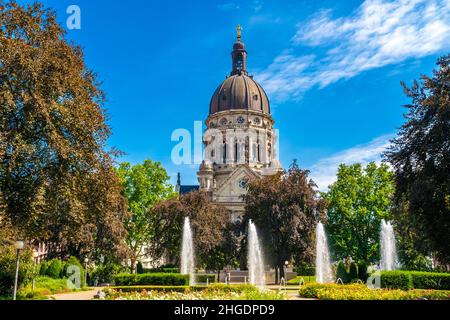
left=274, top=266, right=279, bottom=284
left=279, top=263, right=285, bottom=283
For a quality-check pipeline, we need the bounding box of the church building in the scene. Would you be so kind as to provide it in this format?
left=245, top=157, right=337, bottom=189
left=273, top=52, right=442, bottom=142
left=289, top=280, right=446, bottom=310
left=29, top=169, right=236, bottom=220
left=178, top=26, right=282, bottom=220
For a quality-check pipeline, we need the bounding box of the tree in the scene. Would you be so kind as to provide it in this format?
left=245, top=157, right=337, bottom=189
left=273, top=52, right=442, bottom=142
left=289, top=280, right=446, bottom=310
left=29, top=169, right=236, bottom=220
left=385, top=55, right=450, bottom=264
left=151, top=191, right=235, bottom=274
left=243, top=161, right=326, bottom=283
left=117, top=160, right=176, bottom=273
left=323, top=163, right=395, bottom=264
left=0, top=1, right=129, bottom=260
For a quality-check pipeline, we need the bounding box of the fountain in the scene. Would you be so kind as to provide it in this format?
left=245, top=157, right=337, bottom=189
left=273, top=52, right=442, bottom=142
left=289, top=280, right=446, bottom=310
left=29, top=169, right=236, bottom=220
left=181, top=217, right=195, bottom=285
left=316, top=222, right=334, bottom=284
left=248, top=220, right=265, bottom=289
left=380, top=220, right=399, bottom=271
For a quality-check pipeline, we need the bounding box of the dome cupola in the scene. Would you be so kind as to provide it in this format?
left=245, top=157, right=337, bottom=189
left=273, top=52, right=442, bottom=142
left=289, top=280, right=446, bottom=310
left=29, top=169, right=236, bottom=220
left=209, top=26, right=270, bottom=115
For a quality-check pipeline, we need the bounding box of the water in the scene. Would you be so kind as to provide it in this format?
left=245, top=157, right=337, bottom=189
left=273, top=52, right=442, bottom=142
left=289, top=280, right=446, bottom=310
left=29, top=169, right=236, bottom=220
left=248, top=220, right=265, bottom=289
left=316, top=222, right=334, bottom=284
left=380, top=220, right=399, bottom=271
left=181, top=217, right=195, bottom=285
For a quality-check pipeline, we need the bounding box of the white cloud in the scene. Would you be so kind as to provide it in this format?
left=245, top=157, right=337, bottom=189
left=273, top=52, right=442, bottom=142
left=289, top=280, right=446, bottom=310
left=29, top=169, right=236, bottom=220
left=217, top=3, right=240, bottom=11
left=257, top=0, right=450, bottom=102
left=309, top=134, right=394, bottom=191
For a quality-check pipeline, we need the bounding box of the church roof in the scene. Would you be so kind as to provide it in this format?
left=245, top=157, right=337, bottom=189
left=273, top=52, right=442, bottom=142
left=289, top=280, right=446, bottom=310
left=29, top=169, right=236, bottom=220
left=209, top=74, right=270, bottom=115
left=209, top=26, right=270, bottom=116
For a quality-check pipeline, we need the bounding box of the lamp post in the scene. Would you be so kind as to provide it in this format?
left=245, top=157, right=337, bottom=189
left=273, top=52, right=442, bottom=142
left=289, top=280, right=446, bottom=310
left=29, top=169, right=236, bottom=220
left=13, top=241, right=25, bottom=301
left=32, top=251, right=39, bottom=291
left=84, top=257, right=89, bottom=288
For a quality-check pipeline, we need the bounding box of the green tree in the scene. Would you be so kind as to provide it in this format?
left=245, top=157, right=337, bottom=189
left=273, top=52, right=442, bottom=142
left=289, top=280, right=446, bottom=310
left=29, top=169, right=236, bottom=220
left=323, top=162, right=395, bottom=264
left=243, top=161, right=326, bottom=283
left=385, top=55, right=450, bottom=264
left=0, top=1, right=129, bottom=260
left=117, top=160, right=176, bottom=272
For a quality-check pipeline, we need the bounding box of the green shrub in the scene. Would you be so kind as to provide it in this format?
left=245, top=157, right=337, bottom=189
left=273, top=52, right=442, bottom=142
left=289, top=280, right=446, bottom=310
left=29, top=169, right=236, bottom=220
left=90, top=263, right=126, bottom=285
left=381, top=271, right=413, bottom=290
left=349, top=263, right=358, bottom=282
left=63, top=256, right=85, bottom=288
left=410, top=271, right=450, bottom=290
left=110, top=286, right=189, bottom=293
left=113, top=273, right=189, bottom=286
left=136, top=262, right=144, bottom=274
left=0, top=246, right=34, bottom=296
left=195, top=274, right=217, bottom=284
left=38, top=261, right=48, bottom=276
left=336, top=261, right=349, bottom=284
left=294, top=263, right=315, bottom=276
left=381, top=271, right=450, bottom=290
left=357, top=262, right=368, bottom=283
left=46, top=259, right=63, bottom=279
left=142, top=267, right=180, bottom=274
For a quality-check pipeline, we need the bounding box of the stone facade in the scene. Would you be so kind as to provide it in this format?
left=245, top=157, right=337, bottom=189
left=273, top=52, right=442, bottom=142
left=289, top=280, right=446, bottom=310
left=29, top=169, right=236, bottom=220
left=197, top=29, right=281, bottom=220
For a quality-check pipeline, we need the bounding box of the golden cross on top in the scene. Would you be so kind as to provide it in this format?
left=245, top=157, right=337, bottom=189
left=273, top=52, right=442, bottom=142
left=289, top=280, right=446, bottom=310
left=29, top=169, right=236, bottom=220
left=237, top=24, right=242, bottom=41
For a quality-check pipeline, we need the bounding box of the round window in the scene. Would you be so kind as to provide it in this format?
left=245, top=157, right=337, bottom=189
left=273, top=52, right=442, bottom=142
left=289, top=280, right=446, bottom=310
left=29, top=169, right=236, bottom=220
left=237, top=116, right=245, bottom=124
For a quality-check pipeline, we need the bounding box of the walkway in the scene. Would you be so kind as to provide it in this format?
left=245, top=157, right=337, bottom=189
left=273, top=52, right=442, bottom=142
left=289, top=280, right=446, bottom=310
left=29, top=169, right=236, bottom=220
left=50, top=288, right=104, bottom=301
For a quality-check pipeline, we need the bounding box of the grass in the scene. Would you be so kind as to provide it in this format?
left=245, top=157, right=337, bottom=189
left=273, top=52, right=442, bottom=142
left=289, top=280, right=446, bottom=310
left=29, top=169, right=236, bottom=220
left=287, top=275, right=316, bottom=285
left=17, top=276, right=79, bottom=300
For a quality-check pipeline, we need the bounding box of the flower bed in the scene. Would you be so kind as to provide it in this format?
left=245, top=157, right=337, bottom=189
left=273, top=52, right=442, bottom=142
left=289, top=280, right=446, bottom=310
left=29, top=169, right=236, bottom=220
left=299, top=283, right=450, bottom=300
left=104, top=284, right=287, bottom=300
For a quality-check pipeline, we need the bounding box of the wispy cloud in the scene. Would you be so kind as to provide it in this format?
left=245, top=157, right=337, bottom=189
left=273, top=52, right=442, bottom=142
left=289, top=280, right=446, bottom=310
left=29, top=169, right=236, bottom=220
left=309, top=134, right=394, bottom=191
left=257, top=0, right=450, bottom=102
left=216, top=3, right=240, bottom=11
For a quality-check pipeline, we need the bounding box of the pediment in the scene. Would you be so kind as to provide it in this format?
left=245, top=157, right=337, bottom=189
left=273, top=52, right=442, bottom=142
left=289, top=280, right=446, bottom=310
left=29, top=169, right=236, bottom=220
left=214, top=165, right=261, bottom=203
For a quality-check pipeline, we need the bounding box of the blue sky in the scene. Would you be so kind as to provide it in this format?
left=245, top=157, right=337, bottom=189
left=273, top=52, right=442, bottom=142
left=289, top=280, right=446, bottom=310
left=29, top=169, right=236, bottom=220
left=22, top=0, right=450, bottom=189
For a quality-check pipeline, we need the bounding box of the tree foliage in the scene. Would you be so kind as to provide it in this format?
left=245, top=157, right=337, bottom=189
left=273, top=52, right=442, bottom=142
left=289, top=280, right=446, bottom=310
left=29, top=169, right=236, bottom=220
left=323, top=163, right=395, bottom=264
left=243, top=161, right=326, bottom=281
left=385, top=55, right=450, bottom=264
left=151, top=191, right=237, bottom=272
left=0, top=1, right=129, bottom=260
left=116, top=160, right=176, bottom=272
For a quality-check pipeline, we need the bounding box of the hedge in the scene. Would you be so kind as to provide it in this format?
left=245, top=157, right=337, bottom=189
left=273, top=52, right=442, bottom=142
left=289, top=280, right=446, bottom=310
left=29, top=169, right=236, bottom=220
left=141, top=268, right=180, bottom=274
left=195, top=274, right=217, bottom=284
left=381, top=271, right=450, bottom=290
left=113, top=273, right=189, bottom=286
left=109, top=286, right=189, bottom=293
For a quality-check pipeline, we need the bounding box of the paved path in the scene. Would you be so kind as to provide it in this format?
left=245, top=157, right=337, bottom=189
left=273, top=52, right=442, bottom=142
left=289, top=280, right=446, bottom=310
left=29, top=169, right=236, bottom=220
left=50, top=288, right=104, bottom=301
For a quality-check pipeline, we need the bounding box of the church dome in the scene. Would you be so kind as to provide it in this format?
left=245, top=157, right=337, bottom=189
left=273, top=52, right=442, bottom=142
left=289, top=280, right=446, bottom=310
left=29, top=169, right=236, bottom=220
left=209, top=74, right=270, bottom=115
left=209, top=26, right=270, bottom=116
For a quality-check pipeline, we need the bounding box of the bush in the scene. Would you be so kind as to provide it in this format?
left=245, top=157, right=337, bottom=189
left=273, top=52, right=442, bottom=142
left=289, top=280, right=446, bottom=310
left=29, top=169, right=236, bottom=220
left=63, top=256, right=85, bottom=288
left=0, top=246, right=34, bottom=296
left=136, top=262, right=144, bottom=274
left=18, top=276, right=72, bottom=299
left=109, top=286, right=189, bottom=293
left=195, top=274, right=217, bottom=284
left=381, top=271, right=413, bottom=290
left=411, top=272, right=450, bottom=290
left=336, top=261, right=349, bottom=284
left=294, top=263, right=315, bottom=276
left=46, top=259, right=63, bottom=279
left=357, top=262, right=368, bottom=283
left=381, top=271, right=450, bottom=290
left=142, top=267, right=180, bottom=274
left=113, top=273, right=189, bottom=286
left=38, top=261, right=48, bottom=277
left=90, top=263, right=126, bottom=285
left=349, top=263, right=358, bottom=282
